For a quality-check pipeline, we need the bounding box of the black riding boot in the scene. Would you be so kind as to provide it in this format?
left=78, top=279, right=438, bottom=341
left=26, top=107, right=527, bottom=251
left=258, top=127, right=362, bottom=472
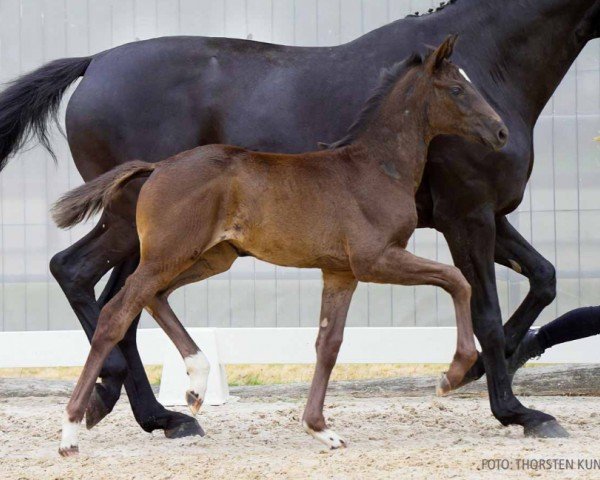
left=507, top=329, right=546, bottom=377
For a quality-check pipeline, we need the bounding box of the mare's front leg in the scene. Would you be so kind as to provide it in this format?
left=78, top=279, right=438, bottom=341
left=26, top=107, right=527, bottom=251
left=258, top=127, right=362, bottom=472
left=496, top=215, right=556, bottom=364
left=437, top=208, right=567, bottom=437
left=303, top=271, right=357, bottom=449
left=454, top=215, right=557, bottom=387
left=351, top=246, right=478, bottom=393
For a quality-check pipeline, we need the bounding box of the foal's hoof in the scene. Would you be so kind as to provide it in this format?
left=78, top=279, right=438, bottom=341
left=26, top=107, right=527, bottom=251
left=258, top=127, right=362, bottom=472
left=58, top=446, right=79, bottom=457
left=85, top=386, right=111, bottom=430
left=185, top=390, right=204, bottom=416
left=436, top=373, right=452, bottom=397
left=303, top=421, right=347, bottom=449
left=164, top=417, right=205, bottom=439
left=525, top=419, right=570, bottom=439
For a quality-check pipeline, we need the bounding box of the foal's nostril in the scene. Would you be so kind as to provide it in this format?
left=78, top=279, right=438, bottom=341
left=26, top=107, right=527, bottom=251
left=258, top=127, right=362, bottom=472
left=497, top=127, right=508, bottom=143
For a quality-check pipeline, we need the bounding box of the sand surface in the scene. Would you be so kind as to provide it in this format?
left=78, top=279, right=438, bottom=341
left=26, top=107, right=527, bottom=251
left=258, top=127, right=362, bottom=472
left=1, top=393, right=600, bottom=479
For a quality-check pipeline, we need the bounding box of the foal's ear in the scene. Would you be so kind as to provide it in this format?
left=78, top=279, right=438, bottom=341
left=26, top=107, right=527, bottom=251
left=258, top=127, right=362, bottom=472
left=425, top=34, right=458, bottom=73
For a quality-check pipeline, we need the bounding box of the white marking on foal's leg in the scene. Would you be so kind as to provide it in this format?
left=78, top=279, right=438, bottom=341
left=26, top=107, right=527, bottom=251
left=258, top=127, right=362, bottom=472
left=184, top=351, right=210, bottom=415
left=59, top=412, right=81, bottom=457
left=303, top=421, right=347, bottom=449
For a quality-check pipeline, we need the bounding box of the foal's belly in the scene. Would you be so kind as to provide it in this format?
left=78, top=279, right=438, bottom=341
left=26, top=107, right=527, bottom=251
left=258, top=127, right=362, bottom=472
left=229, top=232, right=351, bottom=271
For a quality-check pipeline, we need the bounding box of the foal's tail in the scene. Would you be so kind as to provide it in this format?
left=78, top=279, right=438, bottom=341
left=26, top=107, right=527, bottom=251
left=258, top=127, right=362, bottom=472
left=51, top=160, right=157, bottom=229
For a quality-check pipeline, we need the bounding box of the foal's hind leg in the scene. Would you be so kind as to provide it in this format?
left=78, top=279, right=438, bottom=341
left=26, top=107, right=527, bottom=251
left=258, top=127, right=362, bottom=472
left=51, top=204, right=200, bottom=438
left=95, top=256, right=203, bottom=439
left=352, top=247, right=478, bottom=395
left=303, top=271, right=357, bottom=449
left=59, top=262, right=181, bottom=456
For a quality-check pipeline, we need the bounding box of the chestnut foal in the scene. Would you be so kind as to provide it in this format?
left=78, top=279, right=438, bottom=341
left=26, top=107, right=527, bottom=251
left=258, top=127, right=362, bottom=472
left=53, top=36, right=507, bottom=455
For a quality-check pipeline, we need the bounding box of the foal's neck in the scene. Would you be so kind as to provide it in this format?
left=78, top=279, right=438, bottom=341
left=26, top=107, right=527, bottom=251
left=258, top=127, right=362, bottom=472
left=352, top=82, right=433, bottom=191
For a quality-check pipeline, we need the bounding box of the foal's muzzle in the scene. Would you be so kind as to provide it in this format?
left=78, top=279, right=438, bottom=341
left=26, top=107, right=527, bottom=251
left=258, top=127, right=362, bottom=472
left=481, top=121, right=509, bottom=151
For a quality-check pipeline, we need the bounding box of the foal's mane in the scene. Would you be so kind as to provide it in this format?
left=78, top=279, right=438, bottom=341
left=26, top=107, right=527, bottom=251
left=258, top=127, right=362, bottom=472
left=324, top=53, right=422, bottom=150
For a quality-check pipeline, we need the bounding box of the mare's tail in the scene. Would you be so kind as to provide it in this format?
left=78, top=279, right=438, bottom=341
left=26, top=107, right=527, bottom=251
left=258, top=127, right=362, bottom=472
left=0, top=56, right=92, bottom=170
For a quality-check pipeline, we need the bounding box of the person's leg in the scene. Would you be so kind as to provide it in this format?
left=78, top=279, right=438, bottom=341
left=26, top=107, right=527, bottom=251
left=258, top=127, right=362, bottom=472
left=508, top=306, right=600, bottom=374
left=537, top=306, right=600, bottom=349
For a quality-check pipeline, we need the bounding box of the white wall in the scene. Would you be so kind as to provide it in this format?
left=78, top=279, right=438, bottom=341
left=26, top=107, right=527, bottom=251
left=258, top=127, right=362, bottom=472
left=0, top=0, right=598, bottom=332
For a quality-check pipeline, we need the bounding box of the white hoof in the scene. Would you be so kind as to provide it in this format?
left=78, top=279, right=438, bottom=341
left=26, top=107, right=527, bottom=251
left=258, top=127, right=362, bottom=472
left=59, top=413, right=81, bottom=457
left=184, top=352, right=210, bottom=414
left=303, top=421, right=347, bottom=449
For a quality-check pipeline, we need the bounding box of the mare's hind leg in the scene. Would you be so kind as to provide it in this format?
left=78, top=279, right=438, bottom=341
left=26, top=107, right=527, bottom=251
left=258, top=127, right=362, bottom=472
left=59, top=260, right=186, bottom=456
left=303, top=271, right=357, bottom=449
left=351, top=246, right=478, bottom=394
left=146, top=243, right=238, bottom=415
left=50, top=212, right=135, bottom=419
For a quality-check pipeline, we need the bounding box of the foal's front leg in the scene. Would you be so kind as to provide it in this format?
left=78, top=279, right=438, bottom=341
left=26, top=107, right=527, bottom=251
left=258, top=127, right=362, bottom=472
left=352, top=246, right=478, bottom=394
left=146, top=296, right=210, bottom=417
left=303, top=271, right=357, bottom=449
left=145, top=244, right=238, bottom=414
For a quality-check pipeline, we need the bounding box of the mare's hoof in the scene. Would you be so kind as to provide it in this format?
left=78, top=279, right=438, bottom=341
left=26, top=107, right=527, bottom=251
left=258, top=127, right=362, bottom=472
left=86, top=386, right=111, bottom=430
left=525, top=419, right=569, bottom=438
left=185, top=390, right=204, bottom=416
left=436, top=373, right=452, bottom=396
left=58, top=446, right=79, bottom=457
left=164, top=417, right=205, bottom=439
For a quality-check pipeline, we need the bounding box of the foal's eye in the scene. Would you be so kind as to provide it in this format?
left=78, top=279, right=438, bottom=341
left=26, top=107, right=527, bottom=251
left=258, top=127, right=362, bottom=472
left=450, top=86, right=464, bottom=96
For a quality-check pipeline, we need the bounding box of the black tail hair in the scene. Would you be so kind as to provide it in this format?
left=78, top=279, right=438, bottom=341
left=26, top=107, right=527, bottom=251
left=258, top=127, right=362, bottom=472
left=0, top=56, right=92, bottom=171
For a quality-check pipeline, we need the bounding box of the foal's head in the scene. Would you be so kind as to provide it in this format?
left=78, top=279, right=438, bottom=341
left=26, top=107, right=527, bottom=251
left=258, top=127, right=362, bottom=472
left=402, top=35, right=508, bottom=150
left=325, top=35, right=508, bottom=152
left=413, top=35, right=508, bottom=150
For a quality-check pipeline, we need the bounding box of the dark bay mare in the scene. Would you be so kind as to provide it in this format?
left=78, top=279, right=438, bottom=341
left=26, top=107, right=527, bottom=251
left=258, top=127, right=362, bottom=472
left=53, top=38, right=505, bottom=455
left=0, top=0, right=598, bottom=438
